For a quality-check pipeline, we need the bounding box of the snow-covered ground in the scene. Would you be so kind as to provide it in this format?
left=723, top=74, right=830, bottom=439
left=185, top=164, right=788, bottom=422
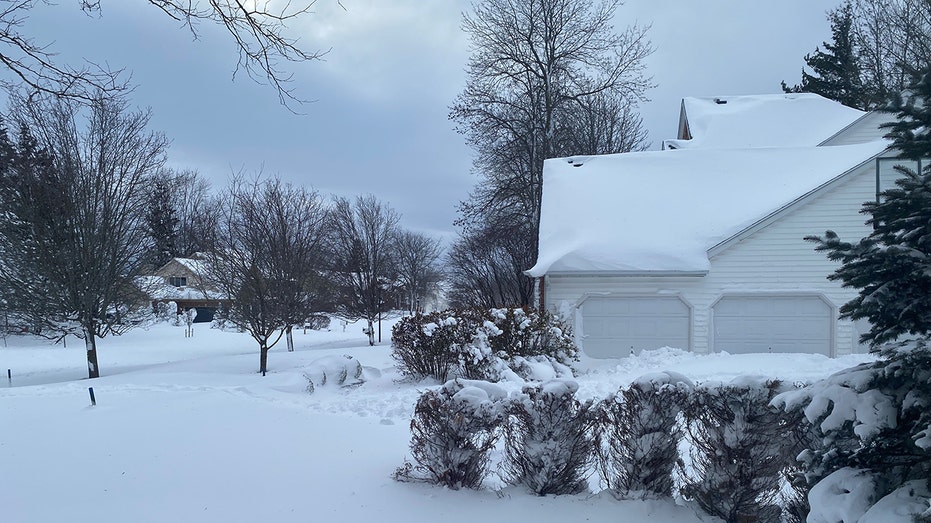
left=0, top=320, right=872, bottom=523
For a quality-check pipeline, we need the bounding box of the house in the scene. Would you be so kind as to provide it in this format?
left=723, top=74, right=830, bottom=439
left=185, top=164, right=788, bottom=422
left=137, top=255, right=229, bottom=323
left=526, top=93, right=903, bottom=358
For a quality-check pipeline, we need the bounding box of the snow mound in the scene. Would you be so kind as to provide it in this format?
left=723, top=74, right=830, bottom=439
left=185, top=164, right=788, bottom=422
left=304, top=355, right=365, bottom=392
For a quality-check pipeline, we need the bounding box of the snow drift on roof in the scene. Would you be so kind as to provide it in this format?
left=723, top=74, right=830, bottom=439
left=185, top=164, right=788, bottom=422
left=526, top=141, right=890, bottom=276
left=663, top=94, right=865, bottom=150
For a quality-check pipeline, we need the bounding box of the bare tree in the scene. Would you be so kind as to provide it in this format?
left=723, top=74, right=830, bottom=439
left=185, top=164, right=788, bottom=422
left=447, top=220, right=536, bottom=309
left=0, top=92, right=167, bottom=378
left=842, top=0, right=931, bottom=106
left=392, top=230, right=443, bottom=314
left=207, top=177, right=329, bottom=373
left=449, top=0, right=653, bottom=307
left=0, top=1, right=326, bottom=104
left=328, top=194, right=400, bottom=345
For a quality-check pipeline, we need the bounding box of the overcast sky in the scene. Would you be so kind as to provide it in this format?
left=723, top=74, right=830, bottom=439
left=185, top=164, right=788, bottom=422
left=21, top=0, right=840, bottom=241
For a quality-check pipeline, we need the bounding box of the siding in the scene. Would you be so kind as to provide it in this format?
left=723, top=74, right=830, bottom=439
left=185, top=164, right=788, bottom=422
left=821, top=112, right=889, bottom=146
left=545, top=160, right=877, bottom=356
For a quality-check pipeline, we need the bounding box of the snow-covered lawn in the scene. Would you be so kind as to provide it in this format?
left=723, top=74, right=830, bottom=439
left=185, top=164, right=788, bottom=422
left=0, top=321, right=872, bottom=523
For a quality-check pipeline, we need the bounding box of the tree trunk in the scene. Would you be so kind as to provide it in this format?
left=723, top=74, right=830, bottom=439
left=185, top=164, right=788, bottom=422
left=259, top=343, right=269, bottom=374
left=84, top=328, right=100, bottom=379
left=286, top=325, right=294, bottom=352
left=366, top=318, right=375, bottom=346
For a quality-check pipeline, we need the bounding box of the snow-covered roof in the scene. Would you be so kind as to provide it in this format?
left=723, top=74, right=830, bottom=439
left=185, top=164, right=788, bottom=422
left=663, top=94, right=866, bottom=150
left=526, top=140, right=890, bottom=276
left=135, top=276, right=225, bottom=301
left=174, top=257, right=208, bottom=276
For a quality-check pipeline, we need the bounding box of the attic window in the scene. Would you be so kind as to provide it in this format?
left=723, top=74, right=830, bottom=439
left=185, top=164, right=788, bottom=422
left=168, top=276, right=187, bottom=288
left=713, top=98, right=727, bottom=105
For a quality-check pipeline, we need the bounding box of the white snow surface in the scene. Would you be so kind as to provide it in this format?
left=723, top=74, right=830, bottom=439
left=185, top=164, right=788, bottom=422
left=0, top=322, right=874, bottom=522
left=663, top=93, right=866, bottom=150
left=527, top=140, right=889, bottom=275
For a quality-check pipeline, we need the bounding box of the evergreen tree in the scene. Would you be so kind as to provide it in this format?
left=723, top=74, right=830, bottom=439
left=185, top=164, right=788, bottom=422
left=784, top=68, right=931, bottom=522
left=806, top=67, right=931, bottom=346
left=782, top=2, right=870, bottom=109
left=145, top=176, right=179, bottom=268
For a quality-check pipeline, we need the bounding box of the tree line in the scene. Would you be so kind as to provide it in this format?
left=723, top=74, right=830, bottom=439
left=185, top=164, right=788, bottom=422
left=783, top=0, right=931, bottom=110
left=0, top=92, right=443, bottom=378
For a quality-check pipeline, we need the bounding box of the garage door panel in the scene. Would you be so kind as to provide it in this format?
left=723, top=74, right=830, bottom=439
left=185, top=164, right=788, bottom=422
left=582, top=297, right=690, bottom=358
left=713, top=296, right=832, bottom=356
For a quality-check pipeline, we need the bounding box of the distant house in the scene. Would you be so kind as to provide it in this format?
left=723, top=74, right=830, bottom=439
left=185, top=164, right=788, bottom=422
left=527, top=93, right=902, bottom=358
left=137, top=255, right=229, bottom=323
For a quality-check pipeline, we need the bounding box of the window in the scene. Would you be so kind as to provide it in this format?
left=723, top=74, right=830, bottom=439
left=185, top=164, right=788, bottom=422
left=876, top=157, right=922, bottom=201
left=168, top=276, right=187, bottom=287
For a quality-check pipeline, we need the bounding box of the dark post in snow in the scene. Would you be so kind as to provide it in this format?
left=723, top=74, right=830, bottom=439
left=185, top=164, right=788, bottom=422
left=88, top=387, right=96, bottom=406
left=7, top=368, right=11, bottom=386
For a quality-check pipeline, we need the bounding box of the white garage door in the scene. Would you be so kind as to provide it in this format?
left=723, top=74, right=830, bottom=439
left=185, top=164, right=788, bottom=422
left=712, top=295, right=832, bottom=355
left=581, top=296, right=690, bottom=358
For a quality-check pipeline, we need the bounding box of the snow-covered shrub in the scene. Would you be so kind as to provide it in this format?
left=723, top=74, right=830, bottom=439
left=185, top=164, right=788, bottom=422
left=155, top=301, right=177, bottom=321
left=390, top=307, right=577, bottom=383
left=501, top=379, right=595, bottom=496
left=482, top=307, right=577, bottom=365
left=390, top=309, right=486, bottom=382
left=680, top=377, right=798, bottom=523
left=596, top=371, right=692, bottom=499
left=774, top=339, right=931, bottom=523
left=304, top=355, right=365, bottom=392
left=394, top=379, right=506, bottom=490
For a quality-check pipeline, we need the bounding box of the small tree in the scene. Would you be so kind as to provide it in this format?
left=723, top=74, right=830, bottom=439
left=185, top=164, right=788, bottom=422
left=207, top=177, right=329, bottom=373
left=328, top=195, right=400, bottom=345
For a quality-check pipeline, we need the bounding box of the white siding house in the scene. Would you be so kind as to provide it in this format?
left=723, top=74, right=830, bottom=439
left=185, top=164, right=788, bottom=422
left=528, top=94, right=894, bottom=358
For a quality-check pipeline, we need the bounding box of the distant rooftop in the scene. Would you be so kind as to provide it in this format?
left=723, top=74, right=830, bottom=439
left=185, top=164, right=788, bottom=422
left=663, top=93, right=865, bottom=150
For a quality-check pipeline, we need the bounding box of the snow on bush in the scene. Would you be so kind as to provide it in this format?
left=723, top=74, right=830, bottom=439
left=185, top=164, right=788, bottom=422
left=390, top=308, right=578, bottom=383
left=501, top=379, right=595, bottom=496
left=596, top=371, right=692, bottom=499
left=394, top=379, right=507, bottom=490
left=303, top=355, right=365, bottom=392
left=773, top=339, right=931, bottom=523
left=680, top=377, right=800, bottom=523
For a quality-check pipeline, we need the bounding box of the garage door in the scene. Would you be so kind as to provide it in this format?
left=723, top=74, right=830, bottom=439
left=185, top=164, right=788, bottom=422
left=581, top=296, right=690, bottom=358
left=712, top=295, right=832, bottom=355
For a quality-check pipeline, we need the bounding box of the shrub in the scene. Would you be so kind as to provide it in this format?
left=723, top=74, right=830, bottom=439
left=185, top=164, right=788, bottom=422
left=680, top=378, right=799, bottom=523
left=501, top=379, right=596, bottom=496
left=390, top=307, right=577, bottom=383
left=597, top=371, right=692, bottom=499
left=394, top=379, right=506, bottom=490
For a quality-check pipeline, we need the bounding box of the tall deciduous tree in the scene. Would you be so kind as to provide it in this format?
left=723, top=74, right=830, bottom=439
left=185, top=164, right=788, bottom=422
left=449, top=0, right=653, bottom=307
left=0, top=93, right=167, bottom=378
left=207, top=177, right=329, bottom=373
left=0, top=1, right=325, bottom=104
left=392, top=230, right=443, bottom=314
left=329, top=195, right=400, bottom=345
